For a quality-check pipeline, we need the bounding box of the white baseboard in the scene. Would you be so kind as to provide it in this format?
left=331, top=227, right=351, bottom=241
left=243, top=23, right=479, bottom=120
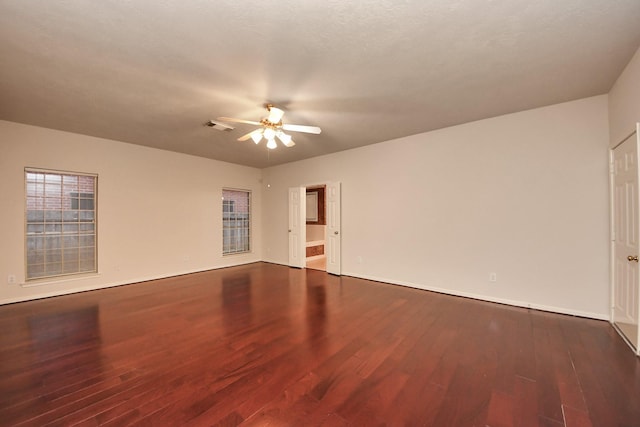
left=2, top=261, right=610, bottom=322
left=0, top=260, right=261, bottom=306
left=257, top=261, right=609, bottom=320
left=341, top=270, right=610, bottom=321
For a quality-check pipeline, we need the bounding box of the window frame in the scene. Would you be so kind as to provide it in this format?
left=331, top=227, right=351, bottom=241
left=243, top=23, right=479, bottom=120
left=24, top=167, right=98, bottom=281
left=222, top=188, right=251, bottom=256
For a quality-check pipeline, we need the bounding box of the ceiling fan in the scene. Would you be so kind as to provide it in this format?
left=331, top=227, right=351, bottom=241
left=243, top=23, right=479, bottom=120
left=217, top=104, right=321, bottom=149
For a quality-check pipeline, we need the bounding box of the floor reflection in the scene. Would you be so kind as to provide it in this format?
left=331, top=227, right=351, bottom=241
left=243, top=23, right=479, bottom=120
left=0, top=305, right=106, bottom=419
left=26, top=304, right=104, bottom=392
left=28, top=305, right=102, bottom=352
left=306, top=272, right=327, bottom=346
left=222, top=273, right=253, bottom=334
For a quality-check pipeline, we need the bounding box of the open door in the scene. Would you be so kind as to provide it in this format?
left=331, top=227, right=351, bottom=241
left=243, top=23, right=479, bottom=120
left=612, top=126, right=640, bottom=355
left=288, top=187, right=306, bottom=268
left=326, top=182, right=341, bottom=275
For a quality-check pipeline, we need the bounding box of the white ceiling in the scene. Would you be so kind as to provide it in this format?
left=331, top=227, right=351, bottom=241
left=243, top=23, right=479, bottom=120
left=1, top=1, right=640, bottom=168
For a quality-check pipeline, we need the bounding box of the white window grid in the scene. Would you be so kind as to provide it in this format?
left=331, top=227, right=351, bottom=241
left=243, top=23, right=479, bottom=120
left=25, top=168, right=97, bottom=280
left=222, top=189, right=250, bottom=255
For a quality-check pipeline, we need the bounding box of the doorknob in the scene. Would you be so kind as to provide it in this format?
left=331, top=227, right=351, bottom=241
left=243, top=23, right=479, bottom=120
left=628, top=255, right=638, bottom=262
left=334, top=231, right=339, bottom=235
left=288, top=229, right=291, bottom=233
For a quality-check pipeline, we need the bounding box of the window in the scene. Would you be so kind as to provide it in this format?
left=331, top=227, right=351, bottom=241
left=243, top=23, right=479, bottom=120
left=25, top=169, right=97, bottom=280
left=222, top=189, right=250, bottom=255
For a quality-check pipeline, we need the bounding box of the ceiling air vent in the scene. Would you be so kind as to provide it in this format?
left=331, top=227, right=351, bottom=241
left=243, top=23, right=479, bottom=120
left=205, top=120, right=234, bottom=132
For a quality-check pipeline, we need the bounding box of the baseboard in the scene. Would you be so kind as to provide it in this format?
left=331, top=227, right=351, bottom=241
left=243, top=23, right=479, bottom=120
left=4, top=261, right=609, bottom=322
left=257, top=261, right=610, bottom=320
left=0, top=260, right=261, bottom=306
left=611, top=322, right=639, bottom=355
left=341, top=270, right=609, bottom=321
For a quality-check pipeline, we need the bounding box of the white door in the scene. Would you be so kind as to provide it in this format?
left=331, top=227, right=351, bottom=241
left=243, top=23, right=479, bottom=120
left=288, top=187, right=306, bottom=268
left=612, top=128, right=640, bottom=353
left=326, top=182, right=341, bottom=275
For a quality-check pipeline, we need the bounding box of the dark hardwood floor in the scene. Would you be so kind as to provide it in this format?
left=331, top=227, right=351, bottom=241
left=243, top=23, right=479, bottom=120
left=1, top=262, right=639, bottom=426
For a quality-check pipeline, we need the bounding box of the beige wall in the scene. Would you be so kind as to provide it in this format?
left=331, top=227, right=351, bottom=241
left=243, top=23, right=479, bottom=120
left=1, top=92, right=620, bottom=317
left=609, top=46, right=640, bottom=146
left=0, top=121, right=262, bottom=304
left=263, top=96, right=610, bottom=318
left=306, top=225, right=325, bottom=242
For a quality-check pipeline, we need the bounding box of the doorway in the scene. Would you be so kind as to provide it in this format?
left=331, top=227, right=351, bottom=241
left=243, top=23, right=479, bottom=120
left=305, top=185, right=327, bottom=271
left=611, top=126, right=640, bottom=355
left=288, top=182, right=341, bottom=275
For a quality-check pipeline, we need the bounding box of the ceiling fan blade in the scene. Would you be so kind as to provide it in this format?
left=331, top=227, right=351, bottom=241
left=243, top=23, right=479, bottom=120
left=283, top=139, right=295, bottom=147
left=237, top=129, right=261, bottom=141
left=217, top=117, right=261, bottom=126
left=281, top=124, right=322, bottom=134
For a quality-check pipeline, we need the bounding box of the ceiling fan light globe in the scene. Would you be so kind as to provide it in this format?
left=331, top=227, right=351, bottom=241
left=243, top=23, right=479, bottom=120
left=251, top=132, right=263, bottom=144
left=267, top=107, right=284, bottom=123
left=263, top=127, right=276, bottom=140
left=266, top=139, right=277, bottom=149
left=277, top=132, right=292, bottom=145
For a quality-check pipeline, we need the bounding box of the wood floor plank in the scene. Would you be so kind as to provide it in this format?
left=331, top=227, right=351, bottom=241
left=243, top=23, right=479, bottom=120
left=486, top=390, right=515, bottom=427
left=531, top=312, right=565, bottom=424
left=0, top=262, right=639, bottom=426
left=513, top=375, right=540, bottom=427
left=562, top=404, right=593, bottom=427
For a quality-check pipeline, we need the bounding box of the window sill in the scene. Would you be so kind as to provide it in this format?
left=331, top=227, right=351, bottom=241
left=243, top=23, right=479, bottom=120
left=223, top=251, right=252, bottom=257
left=21, top=273, right=101, bottom=288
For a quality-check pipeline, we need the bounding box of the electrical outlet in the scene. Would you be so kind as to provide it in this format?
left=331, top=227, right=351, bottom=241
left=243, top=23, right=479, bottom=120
left=357, top=256, right=363, bottom=264
left=183, top=255, right=190, bottom=262
left=8, top=275, right=16, bottom=285
left=489, top=273, right=497, bottom=282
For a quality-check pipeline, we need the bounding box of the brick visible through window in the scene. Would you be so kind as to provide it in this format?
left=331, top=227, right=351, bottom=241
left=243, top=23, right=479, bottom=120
left=25, top=169, right=97, bottom=280
left=222, top=189, right=250, bottom=255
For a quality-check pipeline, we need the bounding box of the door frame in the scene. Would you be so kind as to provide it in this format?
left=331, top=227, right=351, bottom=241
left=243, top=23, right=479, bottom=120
left=289, top=181, right=341, bottom=275
left=610, top=123, right=640, bottom=356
